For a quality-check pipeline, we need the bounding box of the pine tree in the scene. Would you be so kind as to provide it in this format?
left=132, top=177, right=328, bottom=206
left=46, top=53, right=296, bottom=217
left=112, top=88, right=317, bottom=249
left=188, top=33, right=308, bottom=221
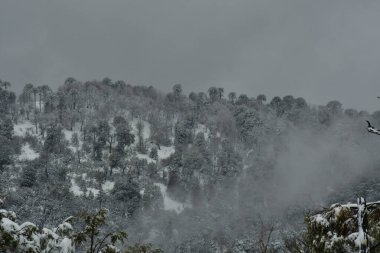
left=149, top=147, right=158, bottom=160
left=20, top=163, right=37, bottom=187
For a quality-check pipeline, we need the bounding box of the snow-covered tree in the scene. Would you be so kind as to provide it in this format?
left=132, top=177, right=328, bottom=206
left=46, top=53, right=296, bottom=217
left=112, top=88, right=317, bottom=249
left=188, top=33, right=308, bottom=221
left=0, top=209, right=74, bottom=253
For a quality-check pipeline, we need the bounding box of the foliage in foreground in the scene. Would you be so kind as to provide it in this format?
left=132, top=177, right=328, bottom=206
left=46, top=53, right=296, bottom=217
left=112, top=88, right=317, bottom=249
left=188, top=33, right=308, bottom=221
left=285, top=200, right=380, bottom=253
left=0, top=207, right=162, bottom=253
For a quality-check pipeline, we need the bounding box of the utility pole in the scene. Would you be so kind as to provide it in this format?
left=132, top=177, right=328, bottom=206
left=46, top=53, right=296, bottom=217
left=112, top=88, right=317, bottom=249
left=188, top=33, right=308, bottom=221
left=357, top=197, right=369, bottom=253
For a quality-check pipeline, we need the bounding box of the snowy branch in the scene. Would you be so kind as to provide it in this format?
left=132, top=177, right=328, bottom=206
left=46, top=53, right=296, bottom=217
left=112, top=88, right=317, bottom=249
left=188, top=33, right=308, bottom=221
left=367, top=121, right=380, bottom=135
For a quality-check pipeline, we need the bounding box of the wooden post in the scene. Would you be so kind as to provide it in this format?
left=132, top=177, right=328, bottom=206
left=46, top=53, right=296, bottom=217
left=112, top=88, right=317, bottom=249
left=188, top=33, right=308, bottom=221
left=357, top=197, right=369, bottom=253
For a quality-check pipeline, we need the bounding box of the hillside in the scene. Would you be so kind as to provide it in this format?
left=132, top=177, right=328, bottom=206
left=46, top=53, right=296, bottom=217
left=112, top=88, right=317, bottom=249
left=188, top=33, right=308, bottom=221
left=1, top=79, right=380, bottom=252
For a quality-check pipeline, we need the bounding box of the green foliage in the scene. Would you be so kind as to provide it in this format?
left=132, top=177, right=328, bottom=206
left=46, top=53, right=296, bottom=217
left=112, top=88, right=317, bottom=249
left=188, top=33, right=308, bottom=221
left=217, top=140, right=242, bottom=177
left=1, top=208, right=162, bottom=253
left=20, top=164, right=37, bottom=187
left=0, top=209, right=74, bottom=253
left=136, top=120, right=147, bottom=154
left=0, top=117, right=13, bottom=139
left=109, top=150, right=122, bottom=169
left=116, top=124, right=135, bottom=151
left=73, top=209, right=128, bottom=253
left=71, top=132, right=79, bottom=147
left=113, top=116, right=127, bottom=127
left=43, top=124, right=66, bottom=154
left=0, top=136, right=13, bottom=171
left=288, top=202, right=380, bottom=253
left=141, top=184, right=163, bottom=211
left=149, top=115, right=171, bottom=146
left=0, top=89, right=16, bottom=115
left=112, top=180, right=141, bottom=216
left=174, top=117, right=194, bottom=146
left=97, top=120, right=111, bottom=147
left=149, top=147, right=158, bottom=160
left=124, top=243, right=163, bottom=253
left=233, top=106, right=263, bottom=146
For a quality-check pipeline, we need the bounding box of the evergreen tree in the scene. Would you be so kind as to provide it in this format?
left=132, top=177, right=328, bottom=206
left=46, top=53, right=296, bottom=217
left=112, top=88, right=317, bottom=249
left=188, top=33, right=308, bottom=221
left=149, top=147, right=158, bottom=160
left=136, top=120, right=146, bottom=154
left=20, top=163, right=37, bottom=187
left=43, top=124, right=65, bottom=154
left=116, top=124, right=135, bottom=151
left=0, top=136, right=13, bottom=171
left=0, top=117, right=13, bottom=139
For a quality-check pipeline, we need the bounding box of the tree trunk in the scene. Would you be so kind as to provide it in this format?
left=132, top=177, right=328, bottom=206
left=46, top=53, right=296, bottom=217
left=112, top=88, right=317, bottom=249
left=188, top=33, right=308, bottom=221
left=34, top=93, right=37, bottom=111
left=39, top=94, right=42, bottom=112
left=77, top=150, right=81, bottom=164
left=108, top=136, right=113, bottom=153
left=45, top=165, right=48, bottom=178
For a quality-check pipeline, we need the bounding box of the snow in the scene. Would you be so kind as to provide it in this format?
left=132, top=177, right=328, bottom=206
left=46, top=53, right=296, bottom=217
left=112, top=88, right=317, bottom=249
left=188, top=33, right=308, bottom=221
left=62, top=129, right=74, bottom=142
left=19, top=143, right=39, bottom=161
left=86, top=187, right=100, bottom=197
left=62, top=129, right=82, bottom=152
left=157, top=146, right=175, bottom=160
left=56, top=222, right=73, bottom=232
left=154, top=183, right=191, bottom=214
left=1, top=217, right=20, bottom=231
left=195, top=124, right=210, bottom=140
left=59, top=237, right=74, bottom=253
left=102, top=181, right=115, bottom=193
left=1, top=208, right=75, bottom=253
left=333, top=206, right=343, bottom=219
left=314, top=214, right=329, bottom=226
left=355, top=197, right=368, bottom=250
left=69, top=179, right=100, bottom=197
left=131, top=118, right=151, bottom=139
left=69, top=179, right=84, bottom=196
left=13, top=121, right=35, bottom=137
left=35, top=100, right=44, bottom=110
left=135, top=145, right=175, bottom=163
left=136, top=153, right=155, bottom=163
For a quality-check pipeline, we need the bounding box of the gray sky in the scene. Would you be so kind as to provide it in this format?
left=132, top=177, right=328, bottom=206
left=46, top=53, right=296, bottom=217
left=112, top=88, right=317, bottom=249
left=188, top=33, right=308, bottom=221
left=1, top=0, right=380, bottom=111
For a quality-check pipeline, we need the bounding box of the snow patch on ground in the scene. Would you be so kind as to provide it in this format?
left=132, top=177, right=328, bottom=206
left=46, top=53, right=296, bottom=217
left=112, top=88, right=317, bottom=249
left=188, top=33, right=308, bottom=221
left=18, top=144, right=39, bottom=161
left=86, top=188, right=99, bottom=197
left=69, top=178, right=100, bottom=197
left=62, top=129, right=74, bottom=142
left=13, top=121, right=35, bottom=137
left=136, top=153, right=155, bottom=163
left=102, top=181, right=115, bottom=193
left=195, top=124, right=210, bottom=140
left=154, top=183, right=191, bottom=214
left=62, top=129, right=82, bottom=152
left=70, top=179, right=84, bottom=196
left=135, top=145, right=175, bottom=163
left=157, top=146, right=175, bottom=160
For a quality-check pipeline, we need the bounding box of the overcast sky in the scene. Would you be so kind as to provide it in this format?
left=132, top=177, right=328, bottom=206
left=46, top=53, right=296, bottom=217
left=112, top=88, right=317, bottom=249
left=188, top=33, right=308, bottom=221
left=1, top=0, right=380, bottom=111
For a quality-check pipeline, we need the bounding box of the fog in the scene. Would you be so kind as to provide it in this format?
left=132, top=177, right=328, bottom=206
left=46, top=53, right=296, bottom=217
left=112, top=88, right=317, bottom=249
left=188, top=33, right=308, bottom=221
left=124, top=112, right=380, bottom=251
left=2, top=1, right=380, bottom=251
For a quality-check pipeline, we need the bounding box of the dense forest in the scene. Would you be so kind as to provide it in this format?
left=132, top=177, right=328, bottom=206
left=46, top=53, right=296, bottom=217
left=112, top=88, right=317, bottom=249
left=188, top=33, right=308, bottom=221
left=2, top=78, right=380, bottom=252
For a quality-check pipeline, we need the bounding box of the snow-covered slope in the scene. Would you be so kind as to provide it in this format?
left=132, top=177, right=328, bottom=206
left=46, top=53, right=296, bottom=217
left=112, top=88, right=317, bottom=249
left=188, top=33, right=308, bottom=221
left=13, top=121, right=35, bottom=137
left=154, top=183, right=191, bottom=214
left=18, top=144, right=39, bottom=161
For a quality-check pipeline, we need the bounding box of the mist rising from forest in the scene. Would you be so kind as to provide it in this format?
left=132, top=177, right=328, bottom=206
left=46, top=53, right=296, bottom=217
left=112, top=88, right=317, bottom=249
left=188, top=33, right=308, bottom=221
left=2, top=78, right=380, bottom=252
left=127, top=100, right=380, bottom=250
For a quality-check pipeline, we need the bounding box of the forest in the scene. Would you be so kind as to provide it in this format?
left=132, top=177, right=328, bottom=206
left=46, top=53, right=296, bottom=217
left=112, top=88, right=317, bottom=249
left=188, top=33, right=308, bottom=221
left=1, top=78, right=380, bottom=252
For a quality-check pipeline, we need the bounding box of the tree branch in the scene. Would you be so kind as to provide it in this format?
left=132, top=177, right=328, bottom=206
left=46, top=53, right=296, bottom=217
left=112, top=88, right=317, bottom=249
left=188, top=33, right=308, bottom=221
left=93, top=232, right=113, bottom=253
left=367, top=121, right=380, bottom=135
